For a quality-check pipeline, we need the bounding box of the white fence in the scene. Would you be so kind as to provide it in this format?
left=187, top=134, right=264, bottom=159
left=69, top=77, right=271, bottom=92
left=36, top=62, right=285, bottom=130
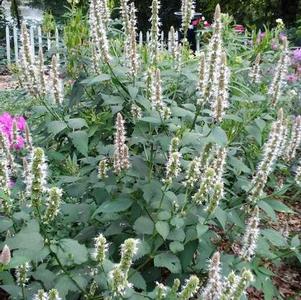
left=5, top=26, right=201, bottom=65
left=5, top=24, right=61, bottom=65
left=138, top=30, right=201, bottom=52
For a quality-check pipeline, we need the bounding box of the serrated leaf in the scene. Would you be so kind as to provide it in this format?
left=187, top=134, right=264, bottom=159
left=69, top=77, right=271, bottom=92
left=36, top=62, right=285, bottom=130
left=68, top=118, right=88, bottom=129
left=196, top=224, right=209, bottom=238
left=52, top=239, right=88, bottom=266
left=81, top=74, right=111, bottom=85
left=154, top=252, right=181, bottom=273
left=128, top=270, right=146, bottom=290
left=47, top=121, right=67, bottom=135
left=262, top=229, right=287, bottom=247
left=134, top=216, right=154, bottom=235
left=93, top=197, right=133, bottom=214
left=209, top=127, right=228, bottom=146
left=258, top=201, right=276, bottom=221
left=169, top=241, right=184, bottom=253
left=0, top=217, right=13, bottom=233
left=68, top=130, right=89, bottom=156
left=263, top=200, right=293, bottom=213
left=156, top=221, right=170, bottom=240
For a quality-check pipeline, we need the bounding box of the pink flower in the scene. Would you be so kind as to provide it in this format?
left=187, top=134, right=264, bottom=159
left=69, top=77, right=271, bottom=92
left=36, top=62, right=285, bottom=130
left=204, top=21, right=210, bottom=27
left=0, top=112, right=27, bottom=150
left=14, top=136, right=25, bottom=150
left=16, top=116, right=26, bottom=131
left=192, top=18, right=202, bottom=26
left=287, top=74, right=298, bottom=83
left=234, top=24, right=245, bottom=33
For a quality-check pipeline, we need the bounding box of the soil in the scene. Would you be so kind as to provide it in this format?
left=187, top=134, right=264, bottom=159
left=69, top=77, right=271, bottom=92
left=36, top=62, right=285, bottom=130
left=0, top=75, right=16, bottom=90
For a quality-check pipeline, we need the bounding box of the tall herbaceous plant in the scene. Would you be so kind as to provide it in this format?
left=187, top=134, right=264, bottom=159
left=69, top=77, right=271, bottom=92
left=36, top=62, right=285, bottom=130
left=1, top=1, right=301, bottom=299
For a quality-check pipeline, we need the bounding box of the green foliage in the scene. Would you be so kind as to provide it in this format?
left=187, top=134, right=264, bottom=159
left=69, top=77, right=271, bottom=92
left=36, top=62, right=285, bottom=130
left=1, top=3, right=301, bottom=300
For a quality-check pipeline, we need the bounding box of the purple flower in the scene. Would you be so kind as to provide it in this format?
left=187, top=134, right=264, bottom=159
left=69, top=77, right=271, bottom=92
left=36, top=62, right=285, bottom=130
left=293, top=48, right=301, bottom=63
left=271, top=40, right=278, bottom=50
left=279, top=32, right=287, bottom=42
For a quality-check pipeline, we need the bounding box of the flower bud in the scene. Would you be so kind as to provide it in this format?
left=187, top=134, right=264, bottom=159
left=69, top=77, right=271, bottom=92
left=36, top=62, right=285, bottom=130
left=98, top=159, right=108, bottom=179
left=94, top=233, right=108, bottom=266
left=44, top=187, right=62, bottom=223
left=16, top=262, right=30, bottom=287
left=48, top=289, right=61, bottom=300
left=0, top=244, right=11, bottom=265
left=119, top=238, right=139, bottom=275
left=178, top=275, right=200, bottom=300
left=202, top=252, right=222, bottom=300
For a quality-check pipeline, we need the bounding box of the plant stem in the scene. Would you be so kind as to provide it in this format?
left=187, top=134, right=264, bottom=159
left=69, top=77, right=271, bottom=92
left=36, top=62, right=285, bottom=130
left=21, top=285, right=26, bottom=300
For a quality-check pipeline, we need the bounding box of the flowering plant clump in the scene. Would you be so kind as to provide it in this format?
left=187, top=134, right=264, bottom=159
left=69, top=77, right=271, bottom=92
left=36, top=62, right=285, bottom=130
left=0, top=112, right=27, bottom=150
left=1, top=1, right=301, bottom=299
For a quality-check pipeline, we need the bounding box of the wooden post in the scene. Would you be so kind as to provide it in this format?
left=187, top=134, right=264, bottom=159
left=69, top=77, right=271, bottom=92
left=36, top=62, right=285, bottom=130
left=30, top=25, right=35, bottom=59
left=139, top=31, right=143, bottom=46
left=175, top=31, right=179, bottom=43
left=55, top=27, right=59, bottom=49
left=161, top=31, right=164, bottom=49
left=13, top=25, right=18, bottom=62
left=196, top=32, right=200, bottom=52
left=146, top=31, right=150, bottom=43
left=6, top=25, right=11, bottom=65
left=47, top=32, right=51, bottom=51
left=38, top=26, right=43, bottom=53
left=168, top=30, right=171, bottom=52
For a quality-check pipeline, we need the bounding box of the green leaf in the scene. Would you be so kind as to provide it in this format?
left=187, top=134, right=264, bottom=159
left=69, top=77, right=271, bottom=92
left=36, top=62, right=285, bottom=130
left=47, top=121, right=67, bottom=135
left=180, top=241, right=198, bottom=270
left=209, top=127, right=228, bottom=146
left=154, top=252, right=181, bottom=273
left=0, top=285, right=21, bottom=298
left=196, top=224, right=209, bottom=239
left=263, top=200, right=293, bottom=213
left=228, top=156, right=251, bottom=174
left=140, top=116, right=161, bottom=124
left=170, top=216, right=184, bottom=229
left=134, top=216, right=154, bottom=235
left=258, top=201, right=276, bottom=221
left=167, top=228, right=185, bottom=242
left=142, top=181, right=162, bottom=203
left=94, top=197, right=133, bottom=214
left=158, top=211, right=171, bottom=221
left=214, top=207, right=227, bottom=229
left=291, top=235, right=300, bottom=248
left=156, top=221, right=170, bottom=240
left=169, top=241, right=184, bottom=253
left=102, top=94, right=124, bottom=105
left=262, top=229, right=287, bottom=247
left=134, top=240, right=151, bottom=260
left=32, top=265, right=56, bottom=290
left=81, top=74, right=111, bottom=85
left=7, top=227, right=43, bottom=252
left=128, top=270, right=146, bottom=290
left=68, top=130, right=89, bottom=156
left=246, top=125, right=261, bottom=145
left=53, top=239, right=88, bottom=266
left=55, top=275, right=79, bottom=297
left=0, top=217, right=13, bottom=233
left=68, top=118, right=88, bottom=129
